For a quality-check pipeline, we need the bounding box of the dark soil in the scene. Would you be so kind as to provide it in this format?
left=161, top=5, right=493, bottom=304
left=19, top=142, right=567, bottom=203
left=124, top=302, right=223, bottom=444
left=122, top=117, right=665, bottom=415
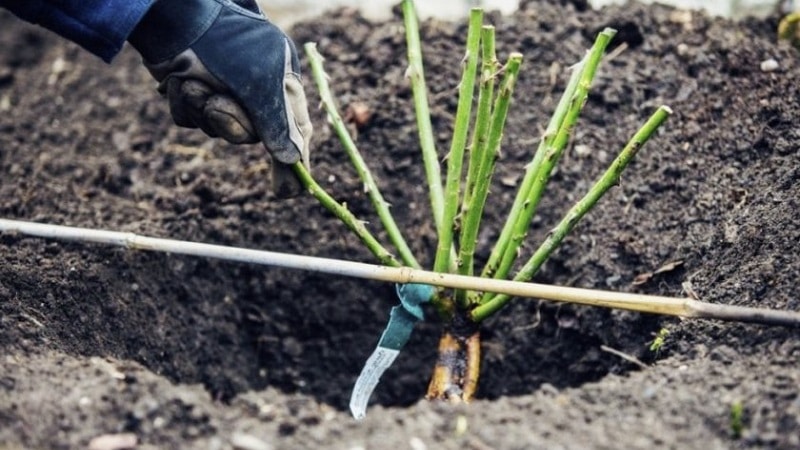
left=1, top=1, right=799, bottom=448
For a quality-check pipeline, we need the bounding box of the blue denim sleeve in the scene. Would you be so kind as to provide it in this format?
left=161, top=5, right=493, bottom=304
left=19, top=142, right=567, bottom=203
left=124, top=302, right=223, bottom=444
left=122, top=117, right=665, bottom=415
left=0, top=0, right=156, bottom=62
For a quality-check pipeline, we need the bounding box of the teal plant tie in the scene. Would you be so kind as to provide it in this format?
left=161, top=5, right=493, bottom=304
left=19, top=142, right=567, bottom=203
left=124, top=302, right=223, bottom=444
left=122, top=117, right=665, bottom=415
left=349, top=283, right=434, bottom=420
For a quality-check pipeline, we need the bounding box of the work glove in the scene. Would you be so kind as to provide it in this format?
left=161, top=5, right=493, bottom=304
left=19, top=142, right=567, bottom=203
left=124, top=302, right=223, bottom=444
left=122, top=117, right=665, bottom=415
left=128, top=0, right=312, bottom=197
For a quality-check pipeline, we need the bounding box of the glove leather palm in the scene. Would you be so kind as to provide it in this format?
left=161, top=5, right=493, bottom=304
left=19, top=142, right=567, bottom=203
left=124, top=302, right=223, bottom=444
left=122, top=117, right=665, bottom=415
left=129, top=0, right=312, bottom=197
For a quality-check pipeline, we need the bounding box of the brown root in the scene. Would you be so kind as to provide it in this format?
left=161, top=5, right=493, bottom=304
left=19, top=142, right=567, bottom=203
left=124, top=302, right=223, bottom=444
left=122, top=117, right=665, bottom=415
left=425, top=316, right=481, bottom=402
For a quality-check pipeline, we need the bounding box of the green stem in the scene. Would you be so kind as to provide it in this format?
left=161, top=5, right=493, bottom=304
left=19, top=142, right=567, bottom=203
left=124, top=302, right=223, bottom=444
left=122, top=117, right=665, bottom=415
left=458, top=53, right=523, bottom=291
left=432, top=8, right=483, bottom=275
left=293, top=163, right=402, bottom=268
left=461, top=26, right=497, bottom=222
left=479, top=27, right=617, bottom=303
left=472, top=105, right=673, bottom=321
left=479, top=55, right=583, bottom=282
left=402, top=0, right=445, bottom=232
left=457, top=26, right=497, bottom=308
left=304, top=43, right=420, bottom=269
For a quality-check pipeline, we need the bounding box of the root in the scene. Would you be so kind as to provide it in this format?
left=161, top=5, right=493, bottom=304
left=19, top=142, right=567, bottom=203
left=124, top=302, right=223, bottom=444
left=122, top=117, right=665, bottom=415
left=425, top=316, right=481, bottom=402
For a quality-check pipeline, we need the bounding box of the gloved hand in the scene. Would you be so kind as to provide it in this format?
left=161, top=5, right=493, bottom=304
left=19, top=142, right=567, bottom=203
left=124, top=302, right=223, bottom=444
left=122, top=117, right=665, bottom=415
left=128, top=0, right=312, bottom=197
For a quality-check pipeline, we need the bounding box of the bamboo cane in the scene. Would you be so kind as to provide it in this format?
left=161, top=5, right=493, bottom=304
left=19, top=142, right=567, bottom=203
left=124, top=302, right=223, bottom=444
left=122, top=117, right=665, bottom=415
left=1, top=218, right=798, bottom=327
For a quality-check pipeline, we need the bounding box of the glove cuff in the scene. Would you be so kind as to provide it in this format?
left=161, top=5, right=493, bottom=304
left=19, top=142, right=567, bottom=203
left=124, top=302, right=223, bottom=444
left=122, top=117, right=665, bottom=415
left=128, top=0, right=222, bottom=63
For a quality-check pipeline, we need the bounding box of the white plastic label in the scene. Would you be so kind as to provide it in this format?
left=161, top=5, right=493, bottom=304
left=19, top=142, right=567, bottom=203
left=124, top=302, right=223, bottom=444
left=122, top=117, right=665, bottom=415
left=349, top=347, right=400, bottom=420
